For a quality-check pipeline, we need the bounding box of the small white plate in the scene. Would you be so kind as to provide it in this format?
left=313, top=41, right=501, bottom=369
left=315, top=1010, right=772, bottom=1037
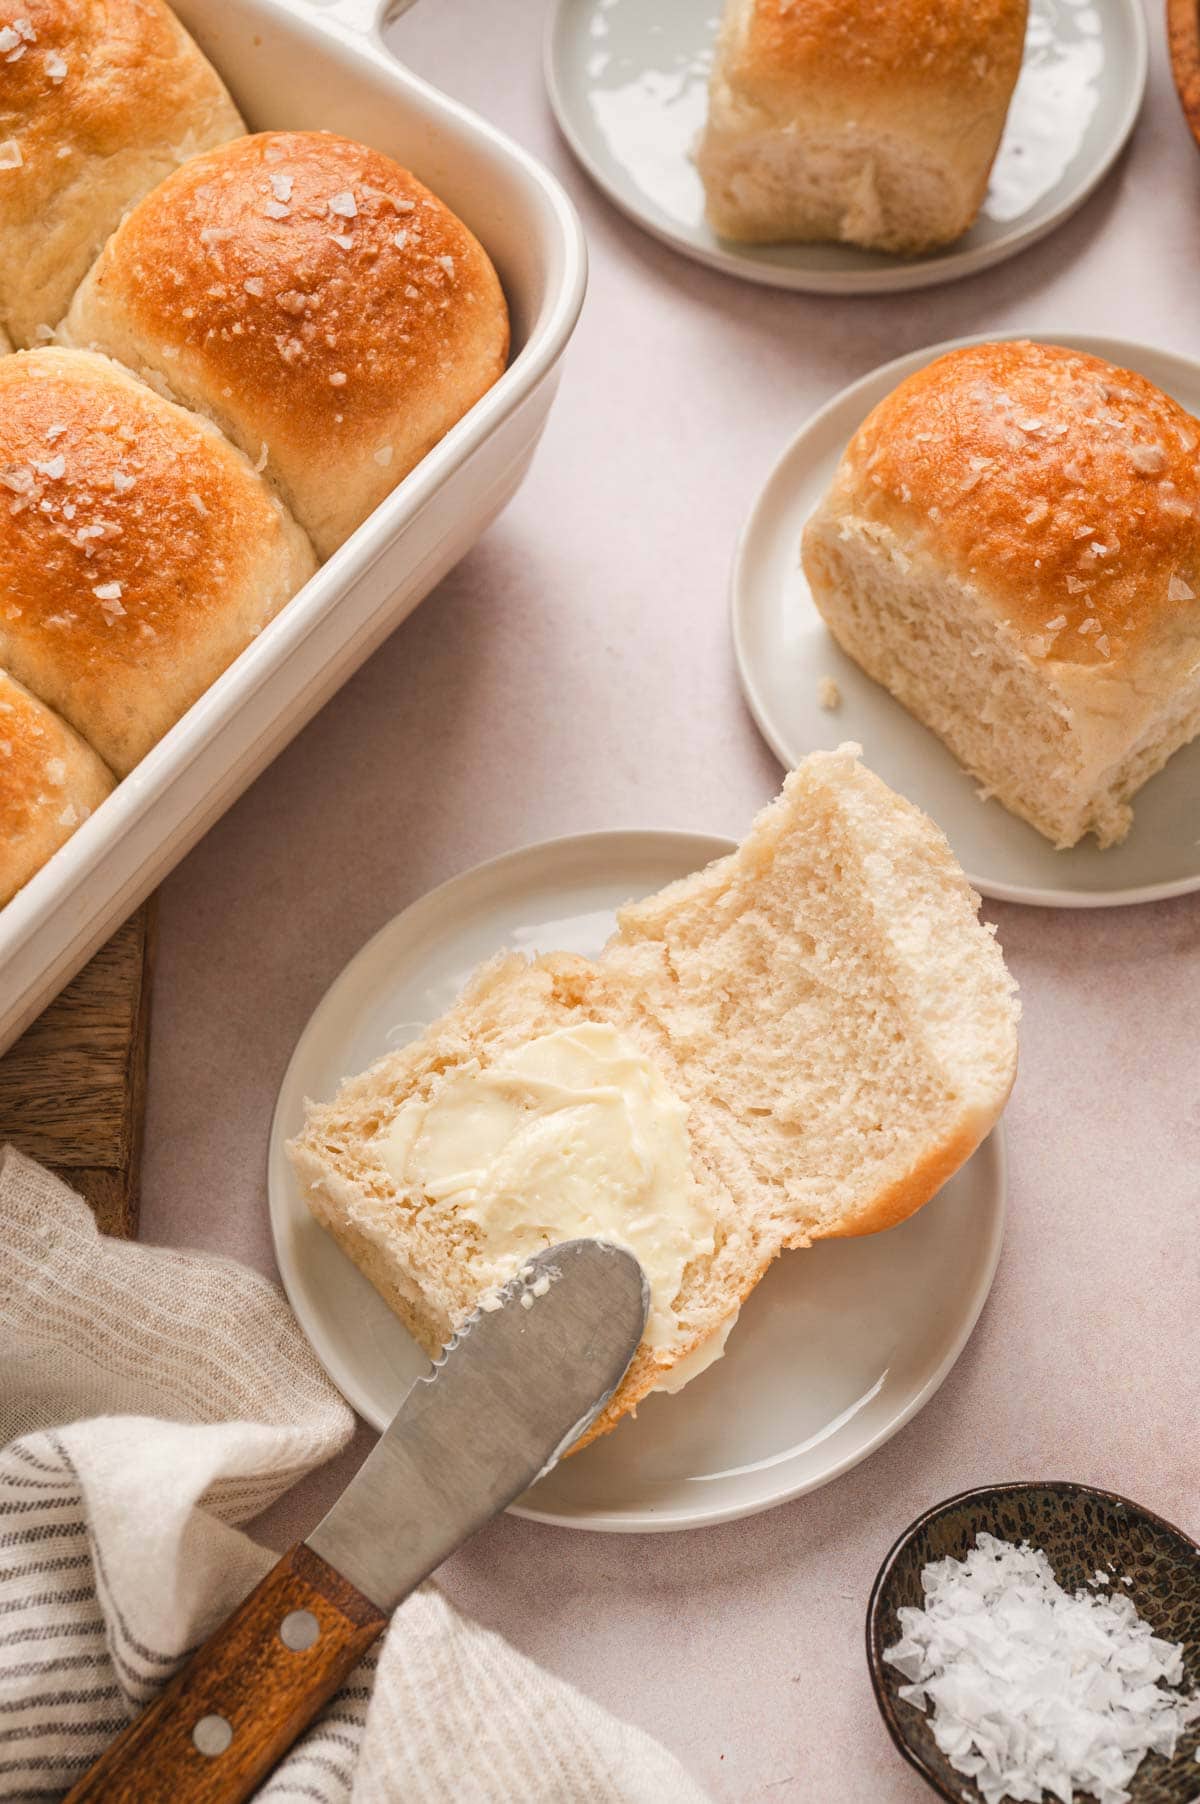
left=544, top=0, right=1146, bottom=293
left=269, top=830, right=1006, bottom=1532
left=733, top=331, right=1200, bottom=908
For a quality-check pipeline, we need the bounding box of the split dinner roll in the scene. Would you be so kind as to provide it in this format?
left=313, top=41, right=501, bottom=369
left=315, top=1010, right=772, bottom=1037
left=0, top=668, right=113, bottom=904
left=65, top=131, right=511, bottom=558
left=802, top=341, right=1200, bottom=849
left=0, top=347, right=315, bottom=777
left=291, top=747, right=1019, bottom=1447
left=696, top=0, right=1028, bottom=252
left=0, top=0, right=243, bottom=347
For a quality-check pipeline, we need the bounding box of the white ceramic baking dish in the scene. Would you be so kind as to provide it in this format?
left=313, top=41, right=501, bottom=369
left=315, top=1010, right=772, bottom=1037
left=0, top=0, right=586, bottom=1052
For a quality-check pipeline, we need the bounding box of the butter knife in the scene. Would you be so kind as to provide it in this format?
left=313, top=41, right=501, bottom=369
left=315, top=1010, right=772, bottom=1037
left=65, top=1239, right=648, bottom=1804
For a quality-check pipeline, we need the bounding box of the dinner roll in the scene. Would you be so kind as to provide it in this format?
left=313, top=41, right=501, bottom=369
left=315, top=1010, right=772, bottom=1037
left=291, top=747, right=1018, bottom=1447
left=0, top=670, right=113, bottom=903
left=696, top=0, right=1028, bottom=252
left=0, top=348, right=315, bottom=776
left=64, top=131, right=510, bottom=558
left=802, top=341, right=1200, bottom=849
left=0, top=0, right=243, bottom=348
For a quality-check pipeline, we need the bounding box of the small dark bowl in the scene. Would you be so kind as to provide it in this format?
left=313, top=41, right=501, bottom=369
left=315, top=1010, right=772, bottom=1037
left=866, top=1482, right=1200, bottom=1804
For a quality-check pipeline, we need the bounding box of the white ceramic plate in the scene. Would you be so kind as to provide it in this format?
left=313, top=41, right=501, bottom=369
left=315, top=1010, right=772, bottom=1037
left=733, top=331, right=1200, bottom=908
left=269, top=830, right=1006, bottom=1532
left=544, top=0, right=1146, bottom=294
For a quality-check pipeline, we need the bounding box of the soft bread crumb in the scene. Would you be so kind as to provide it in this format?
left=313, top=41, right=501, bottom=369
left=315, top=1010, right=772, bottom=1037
left=818, top=674, right=841, bottom=710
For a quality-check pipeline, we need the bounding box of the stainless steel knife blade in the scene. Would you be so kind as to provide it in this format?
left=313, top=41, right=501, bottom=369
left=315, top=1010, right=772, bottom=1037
left=306, top=1239, right=648, bottom=1609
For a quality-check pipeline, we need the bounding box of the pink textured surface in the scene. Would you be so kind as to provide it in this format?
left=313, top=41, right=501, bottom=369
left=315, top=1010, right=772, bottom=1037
left=140, top=1, right=1200, bottom=1797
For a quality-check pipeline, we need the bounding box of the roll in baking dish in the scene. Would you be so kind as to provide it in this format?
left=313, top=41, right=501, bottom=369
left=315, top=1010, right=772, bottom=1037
left=64, top=131, right=510, bottom=559
left=0, top=0, right=243, bottom=348
left=0, top=670, right=112, bottom=905
left=0, top=348, right=315, bottom=778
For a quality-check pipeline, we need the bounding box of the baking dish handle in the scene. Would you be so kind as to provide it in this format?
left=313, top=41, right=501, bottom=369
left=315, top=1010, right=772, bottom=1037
left=291, top=0, right=416, bottom=41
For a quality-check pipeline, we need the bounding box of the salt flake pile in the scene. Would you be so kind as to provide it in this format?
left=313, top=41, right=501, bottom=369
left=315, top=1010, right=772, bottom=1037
left=884, top=1533, right=1200, bottom=1804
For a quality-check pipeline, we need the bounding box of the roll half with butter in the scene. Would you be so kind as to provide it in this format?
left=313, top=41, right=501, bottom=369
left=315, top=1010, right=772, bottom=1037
left=378, top=1022, right=721, bottom=1380
left=290, top=747, right=1019, bottom=1448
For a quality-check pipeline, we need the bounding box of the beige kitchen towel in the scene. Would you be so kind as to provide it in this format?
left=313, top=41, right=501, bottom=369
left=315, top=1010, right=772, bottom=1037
left=0, top=1147, right=709, bottom=1803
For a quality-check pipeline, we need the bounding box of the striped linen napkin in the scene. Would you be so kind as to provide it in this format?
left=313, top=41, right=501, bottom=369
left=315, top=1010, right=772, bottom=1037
left=0, top=1147, right=708, bottom=1803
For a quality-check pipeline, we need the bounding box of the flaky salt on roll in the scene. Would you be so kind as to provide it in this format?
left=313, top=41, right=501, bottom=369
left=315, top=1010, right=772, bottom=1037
left=0, top=669, right=113, bottom=903
left=802, top=340, right=1200, bottom=848
left=0, top=348, right=315, bottom=777
left=64, top=131, right=510, bottom=558
left=696, top=0, right=1028, bottom=252
left=0, top=0, right=243, bottom=347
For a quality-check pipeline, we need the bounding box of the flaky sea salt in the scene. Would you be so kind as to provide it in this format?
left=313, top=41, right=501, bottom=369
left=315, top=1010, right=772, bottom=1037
left=1130, top=442, right=1166, bottom=475
left=884, top=1534, right=1200, bottom=1804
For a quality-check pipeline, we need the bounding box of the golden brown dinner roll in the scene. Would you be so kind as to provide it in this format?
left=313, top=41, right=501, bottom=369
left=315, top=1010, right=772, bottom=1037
left=802, top=340, right=1200, bottom=848
left=0, top=669, right=114, bottom=903
left=0, top=0, right=243, bottom=347
left=64, top=131, right=510, bottom=558
left=696, top=0, right=1028, bottom=252
left=0, top=348, right=315, bottom=776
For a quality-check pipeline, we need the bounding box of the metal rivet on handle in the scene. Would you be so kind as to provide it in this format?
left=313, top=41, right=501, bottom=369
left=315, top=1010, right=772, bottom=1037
left=192, top=1714, right=233, bottom=1757
left=280, top=1609, right=321, bottom=1652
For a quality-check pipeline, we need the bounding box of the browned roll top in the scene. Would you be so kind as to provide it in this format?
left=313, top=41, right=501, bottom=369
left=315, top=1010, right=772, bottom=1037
left=0, top=668, right=113, bottom=904
left=0, top=348, right=315, bottom=777
left=0, top=0, right=243, bottom=346
left=829, top=340, right=1200, bottom=668
left=65, top=131, right=511, bottom=557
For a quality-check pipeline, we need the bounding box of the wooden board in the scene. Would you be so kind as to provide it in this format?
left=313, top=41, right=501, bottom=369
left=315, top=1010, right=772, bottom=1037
left=0, top=900, right=155, bottom=1237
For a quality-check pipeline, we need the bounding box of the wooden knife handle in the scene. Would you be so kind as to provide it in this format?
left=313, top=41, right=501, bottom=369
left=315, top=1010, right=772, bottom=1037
left=64, top=1542, right=387, bottom=1804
